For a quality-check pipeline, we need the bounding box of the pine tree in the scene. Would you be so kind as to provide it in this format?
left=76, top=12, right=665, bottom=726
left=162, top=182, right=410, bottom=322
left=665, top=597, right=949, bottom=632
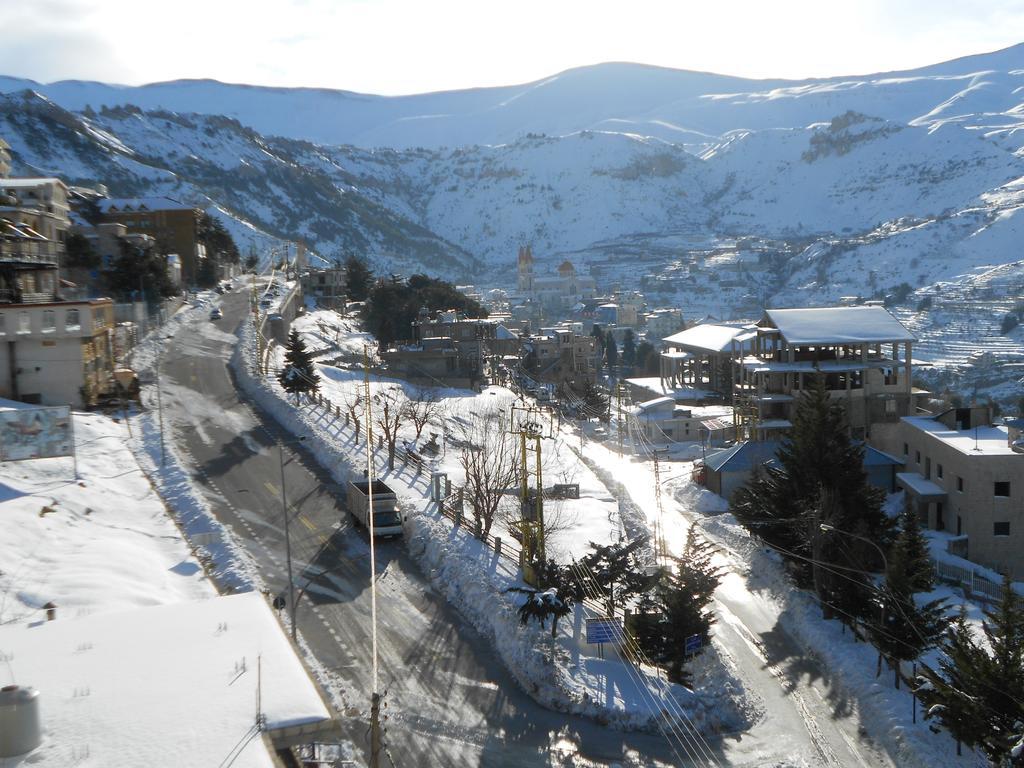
left=866, top=547, right=949, bottom=688
left=344, top=254, right=373, bottom=301
left=590, top=324, right=605, bottom=356
left=604, top=331, right=618, bottom=367
left=622, top=330, right=636, bottom=368
left=572, top=539, right=652, bottom=618
left=918, top=578, right=1024, bottom=764
left=892, top=506, right=934, bottom=592
left=632, top=529, right=723, bottom=685
left=279, top=329, right=320, bottom=402
left=506, top=585, right=574, bottom=638
left=579, top=381, right=608, bottom=421
left=733, top=375, right=892, bottom=606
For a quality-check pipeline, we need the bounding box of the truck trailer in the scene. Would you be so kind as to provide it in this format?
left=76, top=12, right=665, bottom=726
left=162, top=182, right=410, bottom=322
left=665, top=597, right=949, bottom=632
left=346, top=478, right=404, bottom=537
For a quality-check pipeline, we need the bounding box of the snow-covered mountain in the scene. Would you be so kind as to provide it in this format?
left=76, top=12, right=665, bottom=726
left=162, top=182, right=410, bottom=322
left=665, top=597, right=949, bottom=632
left=1, top=46, right=1023, bottom=399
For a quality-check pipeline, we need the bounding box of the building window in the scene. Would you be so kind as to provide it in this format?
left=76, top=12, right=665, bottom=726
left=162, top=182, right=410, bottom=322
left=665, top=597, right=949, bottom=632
left=995, top=482, right=1011, bottom=497
left=994, top=522, right=1010, bottom=537
left=17, top=311, right=30, bottom=334
left=937, top=464, right=943, bottom=479
left=915, top=450, right=921, bottom=465
left=903, top=442, right=909, bottom=456
left=42, top=310, right=55, bottom=332
left=885, top=398, right=897, bottom=414
left=957, top=476, right=963, bottom=492
left=66, top=309, right=80, bottom=330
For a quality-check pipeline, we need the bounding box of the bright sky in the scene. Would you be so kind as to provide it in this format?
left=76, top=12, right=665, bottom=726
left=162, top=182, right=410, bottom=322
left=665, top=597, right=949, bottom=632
left=3, top=0, right=1023, bottom=95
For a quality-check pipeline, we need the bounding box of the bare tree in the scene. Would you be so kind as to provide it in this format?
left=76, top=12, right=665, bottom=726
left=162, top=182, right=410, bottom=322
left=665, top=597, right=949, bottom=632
left=372, top=385, right=407, bottom=471
left=404, top=387, right=443, bottom=440
left=343, top=391, right=363, bottom=442
left=456, top=403, right=520, bottom=542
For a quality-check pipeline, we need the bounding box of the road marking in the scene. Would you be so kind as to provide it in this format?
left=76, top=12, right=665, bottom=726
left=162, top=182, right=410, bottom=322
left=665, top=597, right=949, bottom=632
left=263, top=481, right=278, bottom=496
left=301, top=515, right=316, bottom=532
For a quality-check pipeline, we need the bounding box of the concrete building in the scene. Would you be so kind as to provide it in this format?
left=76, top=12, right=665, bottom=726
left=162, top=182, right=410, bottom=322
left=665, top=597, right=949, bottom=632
left=870, top=407, right=1024, bottom=579
left=0, top=177, right=71, bottom=252
left=97, top=197, right=205, bottom=283
left=631, top=396, right=733, bottom=446
left=0, top=249, right=115, bottom=407
left=523, top=325, right=599, bottom=382
left=735, top=307, right=925, bottom=441
left=644, top=308, right=685, bottom=344
left=300, top=266, right=346, bottom=309
left=660, top=323, right=752, bottom=396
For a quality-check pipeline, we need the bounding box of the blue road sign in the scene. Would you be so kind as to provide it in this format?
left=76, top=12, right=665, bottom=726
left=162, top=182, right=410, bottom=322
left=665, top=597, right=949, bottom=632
left=685, top=634, right=702, bottom=654
left=586, top=617, right=619, bottom=644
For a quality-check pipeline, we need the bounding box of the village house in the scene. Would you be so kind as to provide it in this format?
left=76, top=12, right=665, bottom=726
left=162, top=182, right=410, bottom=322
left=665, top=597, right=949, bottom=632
left=522, top=324, right=599, bottom=383
left=630, top=396, right=733, bottom=447
left=300, top=266, right=346, bottom=309
left=659, top=322, right=753, bottom=397
left=870, top=406, right=1024, bottom=579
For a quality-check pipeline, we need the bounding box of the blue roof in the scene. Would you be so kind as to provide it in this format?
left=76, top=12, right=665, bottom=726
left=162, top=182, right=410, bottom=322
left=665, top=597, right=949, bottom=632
left=863, top=446, right=903, bottom=467
left=705, top=440, right=781, bottom=473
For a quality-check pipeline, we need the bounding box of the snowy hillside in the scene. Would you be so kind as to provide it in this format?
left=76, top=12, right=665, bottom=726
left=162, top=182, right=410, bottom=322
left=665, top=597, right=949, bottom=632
left=1, top=46, right=1023, bottom=398
left=5, top=44, right=1024, bottom=150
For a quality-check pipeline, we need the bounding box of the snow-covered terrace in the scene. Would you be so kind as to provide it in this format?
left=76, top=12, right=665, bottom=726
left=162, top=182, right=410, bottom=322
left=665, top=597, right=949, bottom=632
left=903, top=415, right=1021, bottom=456
left=0, top=592, right=332, bottom=767
left=762, top=306, right=916, bottom=345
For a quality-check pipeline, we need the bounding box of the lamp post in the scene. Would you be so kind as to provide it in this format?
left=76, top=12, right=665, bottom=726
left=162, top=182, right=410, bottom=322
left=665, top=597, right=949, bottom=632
left=279, top=435, right=306, bottom=642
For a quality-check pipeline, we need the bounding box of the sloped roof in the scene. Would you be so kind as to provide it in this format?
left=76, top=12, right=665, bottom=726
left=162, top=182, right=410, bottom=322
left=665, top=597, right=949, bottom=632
left=663, top=323, right=749, bottom=353
left=863, top=446, right=903, bottom=466
left=98, top=196, right=197, bottom=213
left=763, top=307, right=914, bottom=345
left=705, top=440, right=781, bottom=473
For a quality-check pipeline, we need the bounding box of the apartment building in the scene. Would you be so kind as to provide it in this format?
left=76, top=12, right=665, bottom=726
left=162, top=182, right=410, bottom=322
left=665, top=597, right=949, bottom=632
left=523, top=325, right=599, bottom=382
left=871, top=407, right=1024, bottom=579
left=98, top=197, right=204, bottom=283
left=0, top=177, right=71, bottom=255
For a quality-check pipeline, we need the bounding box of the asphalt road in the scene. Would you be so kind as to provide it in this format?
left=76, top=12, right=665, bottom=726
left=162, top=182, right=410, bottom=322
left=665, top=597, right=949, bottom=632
left=159, top=289, right=691, bottom=767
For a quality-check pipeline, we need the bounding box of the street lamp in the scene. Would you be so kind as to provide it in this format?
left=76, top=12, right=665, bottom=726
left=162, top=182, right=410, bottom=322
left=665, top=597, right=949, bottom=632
left=818, top=523, right=889, bottom=575
left=279, top=435, right=306, bottom=643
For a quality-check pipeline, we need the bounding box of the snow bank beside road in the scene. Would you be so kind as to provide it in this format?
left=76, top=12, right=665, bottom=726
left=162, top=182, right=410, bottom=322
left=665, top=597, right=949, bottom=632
left=228, top=312, right=756, bottom=737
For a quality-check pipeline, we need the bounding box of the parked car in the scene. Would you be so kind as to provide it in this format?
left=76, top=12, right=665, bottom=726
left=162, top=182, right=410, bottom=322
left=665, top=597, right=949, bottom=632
left=210, top=308, right=223, bottom=320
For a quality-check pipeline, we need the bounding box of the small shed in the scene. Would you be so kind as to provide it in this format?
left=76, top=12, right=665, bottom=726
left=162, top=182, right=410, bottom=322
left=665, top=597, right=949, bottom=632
left=703, top=440, right=781, bottom=501
left=862, top=446, right=904, bottom=493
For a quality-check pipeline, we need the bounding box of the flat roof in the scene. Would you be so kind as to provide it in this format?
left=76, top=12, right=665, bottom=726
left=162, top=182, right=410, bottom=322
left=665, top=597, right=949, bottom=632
left=903, top=416, right=1022, bottom=457
left=897, top=472, right=947, bottom=499
left=0, top=592, right=331, bottom=767
left=763, top=307, right=915, bottom=345
left=663, top=323, right=750, bottom=353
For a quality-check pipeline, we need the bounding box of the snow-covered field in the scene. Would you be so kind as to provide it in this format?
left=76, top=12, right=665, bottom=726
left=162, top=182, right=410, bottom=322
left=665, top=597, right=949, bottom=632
left=233, top=307, right=758, bottom=736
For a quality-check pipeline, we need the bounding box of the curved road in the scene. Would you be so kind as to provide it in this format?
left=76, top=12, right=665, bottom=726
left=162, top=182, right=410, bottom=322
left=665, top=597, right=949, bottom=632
left=156, top=287, right=897, bottom=767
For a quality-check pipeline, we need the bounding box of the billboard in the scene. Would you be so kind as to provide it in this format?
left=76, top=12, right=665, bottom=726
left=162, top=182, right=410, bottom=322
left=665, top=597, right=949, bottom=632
left=0, top=406, right=73, bottom=462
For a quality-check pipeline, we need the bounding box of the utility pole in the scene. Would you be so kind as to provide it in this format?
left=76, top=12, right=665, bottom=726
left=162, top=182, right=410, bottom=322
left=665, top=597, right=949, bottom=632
left=156, top=349, right=166, bottom=466
left=369, top=691, right=384, bottom=768
left=652, top=449, right=668, bottom=565
left=509, top=404, right=550, bottom=585
left=278, top=440, right=297, bottom=643
left=614, top=382, right=629, bottom=456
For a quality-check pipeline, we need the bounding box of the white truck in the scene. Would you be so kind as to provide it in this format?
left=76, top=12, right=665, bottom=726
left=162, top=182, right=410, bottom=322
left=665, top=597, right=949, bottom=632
left=346, top=478, right=404, bottom=537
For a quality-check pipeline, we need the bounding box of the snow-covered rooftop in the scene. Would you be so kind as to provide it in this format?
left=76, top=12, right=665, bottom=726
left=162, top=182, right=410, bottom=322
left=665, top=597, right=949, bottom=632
left=662, top=323, right=750, bottom=353
left=0, top=592, right=331, bottom=766
left=763, top=307, right=915, bottom=345
left=0, top=177, right=66, bottom=189
left=903, top=416, right=1022, bottom=456
left=97, top=196, right=197, bottom=213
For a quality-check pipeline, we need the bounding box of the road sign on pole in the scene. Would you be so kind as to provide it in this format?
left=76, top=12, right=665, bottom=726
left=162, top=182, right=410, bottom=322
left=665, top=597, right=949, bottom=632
left=586, top=617, right=619, bottom=645
left=685, top=634, right=702, bottom=655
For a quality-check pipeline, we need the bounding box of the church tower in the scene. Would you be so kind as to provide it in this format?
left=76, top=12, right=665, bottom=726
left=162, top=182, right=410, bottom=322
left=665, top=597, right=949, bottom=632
left=517, top=245, right=534, bottom=293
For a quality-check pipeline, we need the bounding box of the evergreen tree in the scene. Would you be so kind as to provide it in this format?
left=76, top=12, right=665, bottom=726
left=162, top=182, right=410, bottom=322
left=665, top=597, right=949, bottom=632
left=106, top=240, right=175, bottom=300
left=344, top=254, right=373, bottom=301
left=635, top=340, right=657, bottom=374
left=279, top=329, right=320, bottom=402
left=622, top=330, right=636, bottom=367
left=866, top=545, right=949, bottom=688
left=507, top=586, right=574, bottom=639
left=65, top=232, right=101, bottom=269
left=733, top=375, right=892, bottom=608
left=604, top=331, right=618, bottom=367
left=633, top=529, right=723, bottom=685
left=590, top=324, right=605, bottom=356
left=579, top=381, right=609, bottom=422
left=572, top=538, right=653, bottom=618
left=919, top=580, right=1024, bottom=764
left=892, top=506, right=934, bottom=592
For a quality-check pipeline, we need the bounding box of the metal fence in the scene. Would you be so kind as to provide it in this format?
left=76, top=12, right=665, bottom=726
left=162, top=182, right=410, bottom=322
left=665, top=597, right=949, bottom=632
left=932, top=557, right=1024, bottom=606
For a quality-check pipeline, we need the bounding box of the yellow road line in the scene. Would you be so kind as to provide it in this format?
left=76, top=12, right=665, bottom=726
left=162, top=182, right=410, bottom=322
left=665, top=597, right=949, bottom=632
left=300, top=515, right=316, bottom=532
left=263, top=481, right=278, bottom=496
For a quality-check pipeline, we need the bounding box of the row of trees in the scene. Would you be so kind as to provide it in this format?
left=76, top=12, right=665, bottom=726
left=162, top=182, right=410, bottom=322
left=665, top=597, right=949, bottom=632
left=590, top=324, right=656, bottom=372
left=731, top=375, right=1024, bottom=764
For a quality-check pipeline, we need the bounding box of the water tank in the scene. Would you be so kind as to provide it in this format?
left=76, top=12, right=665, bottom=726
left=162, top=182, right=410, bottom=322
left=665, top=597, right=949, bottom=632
left=0, top=685, right=41, bottom=757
